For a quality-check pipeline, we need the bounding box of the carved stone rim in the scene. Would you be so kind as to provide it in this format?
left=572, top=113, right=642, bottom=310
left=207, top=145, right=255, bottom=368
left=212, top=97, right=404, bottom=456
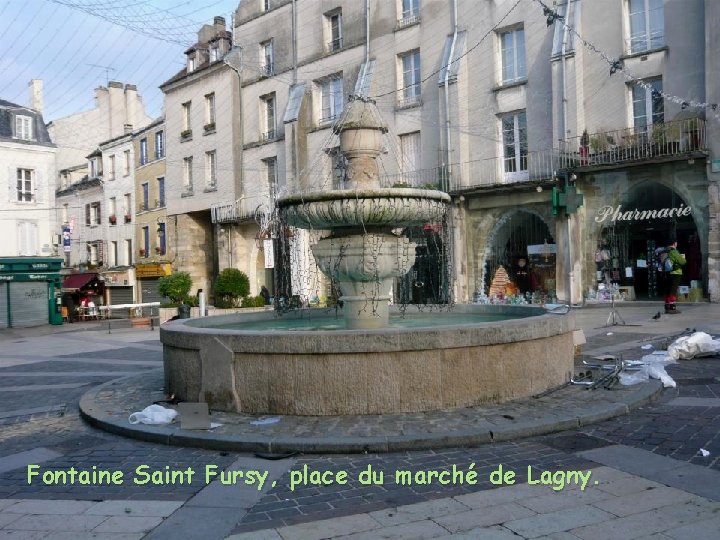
left=277, top=188, right=451, bottom=208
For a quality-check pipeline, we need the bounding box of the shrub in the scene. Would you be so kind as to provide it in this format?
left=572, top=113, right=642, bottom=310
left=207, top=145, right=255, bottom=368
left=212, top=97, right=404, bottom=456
left=214, top=268, right=250, bottom=307
left=158, top=272, right=192, bottom=304
left=241, top=295, right=266, bottom=308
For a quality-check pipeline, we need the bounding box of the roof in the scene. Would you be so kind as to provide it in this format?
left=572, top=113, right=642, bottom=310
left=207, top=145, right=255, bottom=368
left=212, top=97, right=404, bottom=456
left=0, top=98, right=54, bottom=146
left=62, top=273, right=99, bottom=290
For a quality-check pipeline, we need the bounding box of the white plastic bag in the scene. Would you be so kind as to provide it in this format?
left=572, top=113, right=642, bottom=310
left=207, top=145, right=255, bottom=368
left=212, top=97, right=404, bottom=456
left=129, top=404, right=178, bottom=425
left=668, top=332, right=720, bottom=361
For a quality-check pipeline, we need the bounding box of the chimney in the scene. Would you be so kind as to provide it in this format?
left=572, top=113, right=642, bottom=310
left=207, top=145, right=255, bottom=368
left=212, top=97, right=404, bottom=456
left=28, top=79, right=43, bottom=114
left=214, top=16, right=226, bottom=29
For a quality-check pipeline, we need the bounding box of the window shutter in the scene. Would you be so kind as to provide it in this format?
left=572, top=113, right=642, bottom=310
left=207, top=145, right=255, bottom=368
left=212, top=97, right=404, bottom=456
left=283, top=83, right=306, bottom=123
left=97, top=203, right=101, bottom=225
left=85, top=204, right=91, bottom=225
left=438, top=32, right=467, bottom=85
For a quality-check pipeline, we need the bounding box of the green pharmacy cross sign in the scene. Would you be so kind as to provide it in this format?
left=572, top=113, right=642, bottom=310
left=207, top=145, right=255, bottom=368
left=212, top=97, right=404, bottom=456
left=551, top=171, right=584, bottom=216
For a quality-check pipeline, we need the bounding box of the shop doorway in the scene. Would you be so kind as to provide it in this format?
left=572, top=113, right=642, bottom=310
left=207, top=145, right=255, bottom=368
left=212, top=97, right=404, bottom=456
left=484, top=211, right=555, bottom=298
left=595, top=183, right=700, bottom=300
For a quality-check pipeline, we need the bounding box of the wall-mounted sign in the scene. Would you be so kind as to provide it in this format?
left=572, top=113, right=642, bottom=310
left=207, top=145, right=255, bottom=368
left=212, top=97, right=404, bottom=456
left=62, top=226, right=71, bottom=253
left=595, top=204, right=692, bottom=223
left=135, top=263, right=172, bottom=278
left=264, top=239, right=275, bottom=268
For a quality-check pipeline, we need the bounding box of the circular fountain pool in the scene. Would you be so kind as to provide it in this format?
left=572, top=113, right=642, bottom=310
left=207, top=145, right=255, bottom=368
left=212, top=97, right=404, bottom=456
left=160, top=305, right=575, bottom=415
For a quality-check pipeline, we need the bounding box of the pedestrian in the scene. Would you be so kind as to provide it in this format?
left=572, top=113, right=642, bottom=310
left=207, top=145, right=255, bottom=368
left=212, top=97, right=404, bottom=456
left=663, top=237, right=687, bottom=314
left=260, top=285, right=270, bottom=305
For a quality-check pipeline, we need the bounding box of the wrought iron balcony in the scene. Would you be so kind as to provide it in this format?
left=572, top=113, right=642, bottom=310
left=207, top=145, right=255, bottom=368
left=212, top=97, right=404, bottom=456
left=327, top=37, right=343, bottom=52
left=211, top=194, right=270, bottom=224
left=261, top=128, right=277, bottom=142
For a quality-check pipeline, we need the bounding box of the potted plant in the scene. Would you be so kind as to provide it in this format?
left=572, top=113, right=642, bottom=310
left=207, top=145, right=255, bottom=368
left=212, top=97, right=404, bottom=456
left=124, top=213, right=132, bottom=223
left=180, top=129, right=192, bottom=139
left=204, top=122, right=216, bottom=132
left=109, top=215, right=117, bottom=225
left=155, top=246, right=161, bottom=254
left=139, top=248, right=146, bottom=257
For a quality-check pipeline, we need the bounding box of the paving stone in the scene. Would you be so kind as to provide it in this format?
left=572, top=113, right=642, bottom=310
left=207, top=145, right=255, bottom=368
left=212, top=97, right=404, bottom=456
left=593, top=477, right=665, bottom=497
left=453, top=483, right=550, bottom=509
left=432, top=525, right=521, bottom=540
left=433, top=502, right=537, bottom=532
left=84, top=500, right=183, bottom=517
left=4, top=500, right=96, bottom=515
left=591, top=486, right=696, bottom=517
left=0, top=531, right=49, bottom=539
left=6, top=513, right=107, bottom=532
left=0, top=448, right=64, bottom=474
left=0, top=513, right=23, bottom=528
left=368, top=498, right=470, bottom=526
left=226, top=530, right=283, bottom=540
left=44, top=533, right=144, bottom=540
left=92, top=515, right=163, bottom=533
left=504, top=505, right=615, bottom=538
left=335, top=519, right=449, bottom=539
left=0, top=500, right=21, bottom=511
left=276, top=514, right=381, bottom=540
left=142, top=506, right=241, bottom=540
left=517, top=488, right=610, bottom=514
left=663, top=515, right=720, bottom=539
left=569, top=501, right=717, bottom=540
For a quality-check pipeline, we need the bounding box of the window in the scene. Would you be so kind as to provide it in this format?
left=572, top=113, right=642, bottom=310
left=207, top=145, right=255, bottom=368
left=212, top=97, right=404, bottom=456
left=500, top=27, right=526, bottom=84
left=182, top=101, right=192, bottom=134
left=88, top=243, right=98, bottom=265
left=126, top=239, right=133, bottom=265
left=399, top=50, right=421, bottom=105
left=205, top=151, right=217, bottom=188
left=89, top=158, right=99, bottom=178
left=140, top=138, right=148, bottom=165
left=158, top=177, right=165, bottom=207
left=15, top=115, right=33, bottom=140
left=205, top=93, right=216, bottom=128
left=17, top=222, right=38, bottom=256
left=183, top=157, right=193, bottom=191
left=262, top=0, right=270, bottom=11
left=261, top=40, right=274, bottom=76
left=326, top=11, right=343, bottom=52
left=399, top=0, right=420, bottom=24
left=124, top=150, right=131, bottom=175
left=263, top=157, right=278, bottom=199
left=109, top=241, right=117, bottom=267
left=16, top=168, right=33, bottom=202
left=210, top=46, right=220, bottom=62
left=261, top=94, right=276, bottom=140
left=632, top=78, right=664, bottom=130
left=188, top=56, right=196, bottom=72
left=501, top=111, right=528, bottom=177
left=158, top=223, right=166, bottom=255
left=320, top=76, right=344, bottom=123
left=108, top=154, right=116, bottom=180
left=628, top=0, right=664, bottom=53
left=141, top=183, right=149, bottom=211
left=142, top=226, right=150, bottom=256
left=86, top=202, right=101, bottom=226
left=124, top=193, right=132, bottom=221
left=109, top=197, right=117, bottom=222
left=155, top=131, right=165, bottom=159
left=400, top=132, right=421, bottom=186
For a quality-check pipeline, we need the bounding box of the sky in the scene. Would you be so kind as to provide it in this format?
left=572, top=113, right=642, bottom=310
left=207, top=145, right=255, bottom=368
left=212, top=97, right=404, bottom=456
left=0, top=0, right=240, bottom=122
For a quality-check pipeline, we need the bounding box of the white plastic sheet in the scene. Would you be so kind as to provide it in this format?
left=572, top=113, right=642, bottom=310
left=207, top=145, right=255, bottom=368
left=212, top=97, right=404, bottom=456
left=128, top=404, right=178, bottom=425
left=667, top=332, right=720, bottom=361
left=618, top=352, right=677, bottom=388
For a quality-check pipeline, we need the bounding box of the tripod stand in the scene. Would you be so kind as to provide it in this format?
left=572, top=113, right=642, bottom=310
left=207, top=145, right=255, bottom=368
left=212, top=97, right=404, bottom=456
left=605, top=292, right=626, bottom=327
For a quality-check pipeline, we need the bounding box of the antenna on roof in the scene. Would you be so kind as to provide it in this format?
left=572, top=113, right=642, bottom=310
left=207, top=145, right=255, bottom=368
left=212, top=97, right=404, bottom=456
left=87, top=64, right=116, bottom=85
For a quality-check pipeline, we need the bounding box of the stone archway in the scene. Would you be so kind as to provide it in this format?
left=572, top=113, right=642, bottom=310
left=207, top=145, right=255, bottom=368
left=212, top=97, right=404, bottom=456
left=589, top=179, right=703, bottom=300
left=473, top=208, right=556, bottom=297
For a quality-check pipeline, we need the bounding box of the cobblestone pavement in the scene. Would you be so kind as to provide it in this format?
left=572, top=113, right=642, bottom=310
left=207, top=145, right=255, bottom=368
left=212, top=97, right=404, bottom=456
left=0, top=304, right=718, bottom=538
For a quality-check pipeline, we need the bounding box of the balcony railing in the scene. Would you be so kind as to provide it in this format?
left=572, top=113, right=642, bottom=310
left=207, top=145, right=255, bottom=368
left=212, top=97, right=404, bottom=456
left=211, top=194, right=270, bottom=224
left=397, top=13, right=420, bottom=28
left=261, top=129, right=276, bottom=142
left=381, top=167, right=448, bottom=190
left=397, top=93, right=421, bottom=108
left=327, top=37, right=343, bottom=52
left=560, top=118, right=706, bottom=169
left=261, top=62, right=274, bottom=76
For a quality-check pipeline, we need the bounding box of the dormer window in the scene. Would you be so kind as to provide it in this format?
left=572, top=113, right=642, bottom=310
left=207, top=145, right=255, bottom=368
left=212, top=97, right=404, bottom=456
left=15, top=115, right=33, bottom=140
left=210, top=46, right=219, bottom=62
left=188, top=55, right=196, bottom=72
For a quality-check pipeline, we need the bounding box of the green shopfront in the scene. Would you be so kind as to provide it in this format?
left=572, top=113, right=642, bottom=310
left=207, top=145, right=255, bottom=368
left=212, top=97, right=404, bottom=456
left=0, top=257, right=64, bottom=328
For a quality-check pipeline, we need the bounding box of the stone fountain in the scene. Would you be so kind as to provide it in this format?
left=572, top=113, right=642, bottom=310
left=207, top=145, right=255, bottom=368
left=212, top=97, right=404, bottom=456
left=278, top=98, right=450, bottom=329
left=160, top=99, right=575, bottom=416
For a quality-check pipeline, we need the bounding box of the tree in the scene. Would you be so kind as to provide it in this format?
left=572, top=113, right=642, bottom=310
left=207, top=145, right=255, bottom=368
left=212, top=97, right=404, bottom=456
left=214, top=268, right=250, bottom=307
left=158, top=272, right=193, bottom=304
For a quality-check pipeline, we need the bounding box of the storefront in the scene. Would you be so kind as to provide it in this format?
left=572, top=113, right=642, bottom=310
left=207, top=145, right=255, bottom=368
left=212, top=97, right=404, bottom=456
left=0, top=257, right=64, bottom=328
left=135, top=263, right=172, bottom=303
left=101, top=268, right=136, bottom=305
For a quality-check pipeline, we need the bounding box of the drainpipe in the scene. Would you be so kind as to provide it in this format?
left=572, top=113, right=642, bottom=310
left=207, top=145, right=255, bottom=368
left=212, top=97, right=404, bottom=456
left=292, top=0, right=298, bottom=83
left=365, top=0, right=370, bottom=64
left=560, top=3, right=570, bottom=149
left=443, top=0, right=458, bottom=191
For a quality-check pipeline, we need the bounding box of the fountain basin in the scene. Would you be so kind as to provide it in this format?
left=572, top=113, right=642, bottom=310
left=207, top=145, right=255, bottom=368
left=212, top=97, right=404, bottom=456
left=160, top=305, right=575, bottom=415
left=278, top=188, right=450, bottom=229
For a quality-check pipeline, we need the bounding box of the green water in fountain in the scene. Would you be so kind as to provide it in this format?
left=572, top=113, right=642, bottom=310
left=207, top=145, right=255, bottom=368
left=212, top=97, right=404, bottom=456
left=208, top=311, right=529, bottom=332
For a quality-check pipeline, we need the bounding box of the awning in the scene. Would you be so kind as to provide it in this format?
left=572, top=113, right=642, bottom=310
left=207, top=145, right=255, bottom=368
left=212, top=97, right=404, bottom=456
left=62, top=273, right=98, bottom=291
